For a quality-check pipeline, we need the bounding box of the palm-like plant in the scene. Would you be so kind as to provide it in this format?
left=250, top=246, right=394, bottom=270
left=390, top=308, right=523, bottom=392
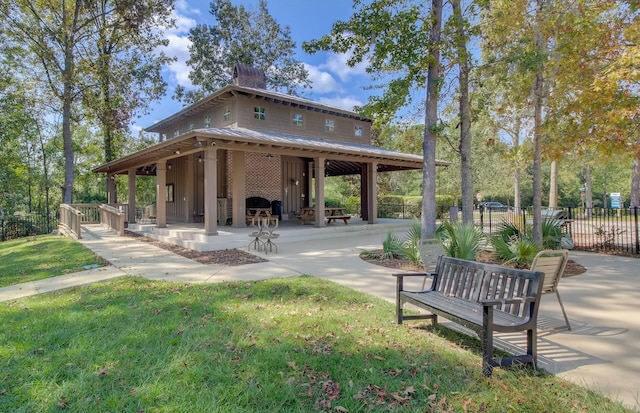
left=436, top=221, right=484, bottom=260
left=400, top=221, right=422, bottom=263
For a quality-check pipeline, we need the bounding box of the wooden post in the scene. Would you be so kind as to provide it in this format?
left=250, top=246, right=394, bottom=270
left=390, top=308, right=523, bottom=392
left=156, top=160, right=167, bottom=228
left=203, top=147, right=218, bottom=235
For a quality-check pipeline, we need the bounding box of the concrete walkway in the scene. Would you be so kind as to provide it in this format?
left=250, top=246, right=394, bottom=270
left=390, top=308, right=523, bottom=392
left=1, top=224, right=638, bottom=410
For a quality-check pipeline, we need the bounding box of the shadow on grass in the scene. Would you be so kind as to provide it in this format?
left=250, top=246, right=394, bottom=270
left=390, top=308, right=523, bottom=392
left=0, top=276, right=631, bottom=412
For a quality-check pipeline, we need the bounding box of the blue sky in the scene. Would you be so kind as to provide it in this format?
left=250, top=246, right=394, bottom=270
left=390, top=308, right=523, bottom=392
left=134, top=0, right=375, bottom=133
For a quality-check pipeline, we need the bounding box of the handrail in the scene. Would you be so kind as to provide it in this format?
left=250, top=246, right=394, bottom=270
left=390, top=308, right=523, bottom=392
left=100, top=204, right=126, bottom=236
left=59, top=204, right=84, bottom=239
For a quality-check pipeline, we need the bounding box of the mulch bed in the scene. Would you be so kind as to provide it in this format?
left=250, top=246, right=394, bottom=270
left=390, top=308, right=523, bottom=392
left=124, top=230, right=268, bottom=266
left=360, top=249, right=587, bottom=277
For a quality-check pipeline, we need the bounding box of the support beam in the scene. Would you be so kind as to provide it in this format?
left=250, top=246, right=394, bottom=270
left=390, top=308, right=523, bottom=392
left=203, top=147, right=218, bottom=235
left=185, top=154, right=196, bottom=222
left=361, top=165, right=369, bottom=221
left=367, top=162, right=378, bottom=224
left=232, top=151, right=246, bottom=227
left=107, top=174, right=116, bottom=204
left=128, top=168, right=136, bottom=224
left=156, top=160, right=167, bottom=228
left=314, top=157, right=326, bottom=228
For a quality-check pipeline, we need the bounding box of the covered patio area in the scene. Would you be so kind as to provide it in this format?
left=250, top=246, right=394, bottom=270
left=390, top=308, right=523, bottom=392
left=94, top=127, right=444, bottom=238
left=126, top=216, right=417, bottom=252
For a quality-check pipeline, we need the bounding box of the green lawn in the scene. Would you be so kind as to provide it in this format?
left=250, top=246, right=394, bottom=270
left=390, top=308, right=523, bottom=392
left=0, top=235, right=107, bottom=288
left=0, top=276, right=632, bottom=412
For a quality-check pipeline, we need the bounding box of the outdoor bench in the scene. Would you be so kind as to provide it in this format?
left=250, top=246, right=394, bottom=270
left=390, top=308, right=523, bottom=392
left=394, top=255, right=544, bottom=376
left=326, top=215, right=351, bottom=225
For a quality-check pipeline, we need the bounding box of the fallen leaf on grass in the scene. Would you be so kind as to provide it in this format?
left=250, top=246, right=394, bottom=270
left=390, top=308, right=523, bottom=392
left=98, top=366, right=108, bottom=376
left=57, top=396, right=69, bottom=408
left=286, top=361, right=297, bottom=370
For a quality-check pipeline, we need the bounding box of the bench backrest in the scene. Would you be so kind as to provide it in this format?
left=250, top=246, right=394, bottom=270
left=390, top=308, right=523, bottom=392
left=531, top=249, right=569, bottom=294
left=432, top=256, right=544, bottom=318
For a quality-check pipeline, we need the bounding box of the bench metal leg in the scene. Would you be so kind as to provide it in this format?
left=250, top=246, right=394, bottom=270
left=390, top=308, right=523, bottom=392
left=482, top=306, right=494, bottom=377
left=527, top=328, right=537, bottom=367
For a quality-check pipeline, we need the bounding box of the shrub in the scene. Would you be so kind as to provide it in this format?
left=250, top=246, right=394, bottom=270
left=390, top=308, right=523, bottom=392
left=436, top=221, right=483, bottom=260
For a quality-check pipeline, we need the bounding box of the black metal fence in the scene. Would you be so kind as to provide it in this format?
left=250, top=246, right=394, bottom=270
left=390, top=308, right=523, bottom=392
left=0, top=213, right=59, bottom=242
left=379, top=202, right=640, bottom=256
left=477, top=207, right=640, bottom=255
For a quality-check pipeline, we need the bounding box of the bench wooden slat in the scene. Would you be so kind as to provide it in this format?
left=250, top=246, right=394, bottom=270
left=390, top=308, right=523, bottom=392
left=396, top=255, right=544, bottom=377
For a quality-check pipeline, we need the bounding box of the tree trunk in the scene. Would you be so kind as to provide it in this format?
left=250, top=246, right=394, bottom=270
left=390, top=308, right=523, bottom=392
left=631, top=158, right=640, bottom=207
left=549, top=160, right=558, bottom=209
left=585, top=164, right=593, bottom=216
left=514, top=168, right=521, bottom=210
left=531, top=0, right=546, bottom=246
left=421, top=0, right=443, bottom=239
left=452, top=0, right=473, bottom=225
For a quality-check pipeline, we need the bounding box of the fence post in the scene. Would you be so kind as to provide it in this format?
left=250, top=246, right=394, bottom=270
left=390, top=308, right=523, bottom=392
left=633, top=206, right=640, bottom=254
left=1, top=217, right=4, bottom=242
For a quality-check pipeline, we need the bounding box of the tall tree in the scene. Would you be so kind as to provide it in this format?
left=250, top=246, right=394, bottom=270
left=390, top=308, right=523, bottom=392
left=305, top=0, right=443, bottom=239
left=2, top=0, right=93, bottom=203
left=2, top=0, right=178, bottom=203
left=83, top=0, right=175, bottom=163
left=177, top=0, right=308, bottom=104
left=449, top=0, right=474, bottom=223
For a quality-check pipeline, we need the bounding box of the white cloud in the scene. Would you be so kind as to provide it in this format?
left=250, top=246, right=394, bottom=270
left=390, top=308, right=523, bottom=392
left=175, top=0, right=201, bottom=15
left=318, top=96, right=364, bottom=111
left=320, top=52, right=369, bottom=82
left=164, top=34, right=193, bottom=87
left=304, top=64, right=340, bottom=94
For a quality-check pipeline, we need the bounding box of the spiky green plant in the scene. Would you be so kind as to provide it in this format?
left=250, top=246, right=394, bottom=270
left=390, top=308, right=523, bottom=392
left=401, top=220, right=422, bottom=263
left=436, top=221, right=483, bottom=260
left=542, top=218, right=564, bottom=249
left=503, top=237, right=540, bottom=267
left=380, top=232, right=404, bottom=259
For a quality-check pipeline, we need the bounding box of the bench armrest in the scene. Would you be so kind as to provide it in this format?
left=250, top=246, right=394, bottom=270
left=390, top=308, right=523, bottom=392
left=392, top=272, right=433, bottom=277
left=480, top=296, right=537, bottom=307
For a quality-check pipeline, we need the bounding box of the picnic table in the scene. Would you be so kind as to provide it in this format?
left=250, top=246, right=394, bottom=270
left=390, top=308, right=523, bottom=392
left=246, top=207, right=272, bottom=223
left=296, top=207, right=351, bottom=225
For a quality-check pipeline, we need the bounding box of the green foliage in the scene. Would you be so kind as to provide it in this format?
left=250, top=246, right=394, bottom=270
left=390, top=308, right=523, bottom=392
left=178, top=0, right=309, bottom=104
left=323, top=197, right=343, bottom=208
left=378, top=195, right=405, bottom=218
left=363, top=222, right=422, bottom=263
left=493, top=236, right=540, bottom=268
left=346, top=196, right=361, bottom=215
left=400, top=220, right=422, bottom=263
left=436, top=221, right=483, bottom=260
left=380, top=232, right=404, bottom=259
left=541, top=218, right=564, bottom=249
left=490, top=217, right=564, bottom=266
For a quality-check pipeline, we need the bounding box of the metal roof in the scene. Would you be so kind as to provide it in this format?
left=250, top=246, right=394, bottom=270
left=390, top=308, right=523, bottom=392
left=93, top=126, right=448, bottom=176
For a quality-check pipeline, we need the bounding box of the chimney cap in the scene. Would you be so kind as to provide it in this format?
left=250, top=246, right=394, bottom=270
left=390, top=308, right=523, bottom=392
left=233, top=63, right=267, bottom=89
